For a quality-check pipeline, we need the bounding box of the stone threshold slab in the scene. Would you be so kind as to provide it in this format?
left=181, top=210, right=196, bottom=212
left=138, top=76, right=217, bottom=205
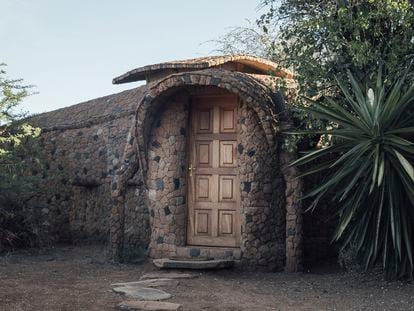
left=175, top=246, right=242, bottom=260
left=153, top=258, right=235, bottom=269
left=140, top=272, right=198, bottom=280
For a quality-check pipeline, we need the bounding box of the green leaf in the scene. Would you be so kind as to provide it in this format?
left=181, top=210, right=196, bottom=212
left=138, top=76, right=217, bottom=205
left=394, top=149, right=414, bottom=182
left=377, top=157, right=385, bottom=187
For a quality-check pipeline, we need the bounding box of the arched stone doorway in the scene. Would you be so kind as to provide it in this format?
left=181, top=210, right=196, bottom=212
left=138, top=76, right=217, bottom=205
left=109, top=69, right=303, bottom=271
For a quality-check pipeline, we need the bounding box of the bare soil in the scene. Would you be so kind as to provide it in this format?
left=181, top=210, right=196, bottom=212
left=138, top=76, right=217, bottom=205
left=0, top=245, right=413, bottom=311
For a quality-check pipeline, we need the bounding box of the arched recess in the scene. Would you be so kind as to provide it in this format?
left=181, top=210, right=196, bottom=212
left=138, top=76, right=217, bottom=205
left=108, top=69, right=303, bottom=271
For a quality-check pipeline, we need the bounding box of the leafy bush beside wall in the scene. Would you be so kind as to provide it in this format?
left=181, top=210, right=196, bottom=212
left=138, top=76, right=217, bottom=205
left=287, top=69, right=414, bottom=279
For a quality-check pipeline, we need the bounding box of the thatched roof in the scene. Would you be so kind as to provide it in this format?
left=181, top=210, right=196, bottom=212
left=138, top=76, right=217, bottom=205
left=29, top=85, right=147, bottom=131
left=112, top=55, right=292, bottom=84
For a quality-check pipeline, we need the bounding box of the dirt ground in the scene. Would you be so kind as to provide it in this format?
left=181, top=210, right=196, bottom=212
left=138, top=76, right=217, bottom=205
left=0, top=245, right=413, bottom=311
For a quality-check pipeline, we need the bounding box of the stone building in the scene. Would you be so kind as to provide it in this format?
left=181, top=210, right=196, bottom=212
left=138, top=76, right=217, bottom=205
left=28, top=55, right=309, bottom=272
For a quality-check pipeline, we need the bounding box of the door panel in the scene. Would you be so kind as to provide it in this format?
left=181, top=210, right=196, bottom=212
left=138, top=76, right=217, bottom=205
left=187, top=95, right=240, bottom=247
left=219, top=175, right=236, bottom=201
left=195, top=175, right=212, bottom=201
left=198, top=109, right=213, bottom=133
left=195, top=210, right=210, bottom=235
left=219, top=210, right=235, bottom=235
left=220, top=107, right=237, bottom=133
left=197, top=141, right=212, bottom=167
left=219, top=141, right=237, bottom=167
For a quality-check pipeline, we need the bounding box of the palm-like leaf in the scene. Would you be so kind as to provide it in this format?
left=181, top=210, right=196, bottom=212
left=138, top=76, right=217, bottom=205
left=288, top=69, right=414, bottom=279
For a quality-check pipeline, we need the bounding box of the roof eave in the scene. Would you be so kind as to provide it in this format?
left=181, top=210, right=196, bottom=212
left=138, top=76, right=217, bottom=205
left=112, top=55, right=293, bottom=84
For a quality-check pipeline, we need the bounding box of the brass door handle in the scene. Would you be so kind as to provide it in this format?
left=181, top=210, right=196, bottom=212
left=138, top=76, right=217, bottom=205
left=188, top=164, right=196, bottom=176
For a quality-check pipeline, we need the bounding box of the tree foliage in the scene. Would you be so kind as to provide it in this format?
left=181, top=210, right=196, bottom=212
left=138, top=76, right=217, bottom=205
left=258, top=0, right=414, bottom=97
left=1, top=64, right=39, bottom=154
left=213, top=20, right=282, bottom=60
left=215, top=1, right=414, bottom=150
left=0, top=63, right=41, bottom=250
left=0, top=63, right=40, bottom=189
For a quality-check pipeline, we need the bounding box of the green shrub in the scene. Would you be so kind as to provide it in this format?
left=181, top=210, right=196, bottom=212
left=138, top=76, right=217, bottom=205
left=0, top=63, right=42, bottom=251
left=287, top=69, right=414, bottom=279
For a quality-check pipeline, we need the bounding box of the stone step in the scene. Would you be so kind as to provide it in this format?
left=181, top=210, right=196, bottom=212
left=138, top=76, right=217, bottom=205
left=153, top=258, right=235, bottom=270
left=140, top=272, right=198, bottom=280
left=175, top=246, right=241, bottom=260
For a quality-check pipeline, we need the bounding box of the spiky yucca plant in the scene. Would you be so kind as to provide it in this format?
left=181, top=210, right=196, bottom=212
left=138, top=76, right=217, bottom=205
left=288, top=70, right=414, bottom=279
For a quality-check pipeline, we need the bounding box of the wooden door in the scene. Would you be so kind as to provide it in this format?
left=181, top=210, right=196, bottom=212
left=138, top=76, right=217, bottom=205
left=187, top=94, right=240, bottom=247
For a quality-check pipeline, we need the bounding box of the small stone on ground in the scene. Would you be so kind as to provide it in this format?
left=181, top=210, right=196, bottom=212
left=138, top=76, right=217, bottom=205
left=116, top=300, right=182, bottom=311
left=140, top=272, right=197, bottom=280
left=112, top=279, right=179, bottom=288
left=112, top=287, right=172, bottom=301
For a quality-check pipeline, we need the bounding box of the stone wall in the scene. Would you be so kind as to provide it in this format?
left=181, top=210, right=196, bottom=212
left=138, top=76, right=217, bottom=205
left=24, top=87, right=150, bottom=249
left=69, top=185, right=111, bottom=241
left=122, top=183, right=150, bottom=259
left=238, top=100, right=285, bottom=270
left=281, top=150, right=304, bottom=272
left=146, top=94, right=189, bottom=258
left=25, top=117, right=129, bottom=242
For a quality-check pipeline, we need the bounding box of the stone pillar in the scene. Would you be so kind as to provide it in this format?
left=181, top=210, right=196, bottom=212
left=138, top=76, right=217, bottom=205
left=146, top=98, right=189, bottom=259
left=109, top=197, right=124, bottom=261
left=281, top=150, right=304, bottom=272
left=109, top=130, right=139, bottom=261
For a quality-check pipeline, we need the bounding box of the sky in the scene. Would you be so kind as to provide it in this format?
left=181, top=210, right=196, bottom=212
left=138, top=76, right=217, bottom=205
left=1, top=0, right=263, bottom=114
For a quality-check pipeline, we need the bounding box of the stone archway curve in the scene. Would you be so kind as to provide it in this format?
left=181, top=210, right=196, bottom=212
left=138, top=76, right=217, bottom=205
left=114, top=69, right=283, bottom=198
left=109, top=68, right=288, bottom=261
left=135, top=69, right=282, bottom=180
